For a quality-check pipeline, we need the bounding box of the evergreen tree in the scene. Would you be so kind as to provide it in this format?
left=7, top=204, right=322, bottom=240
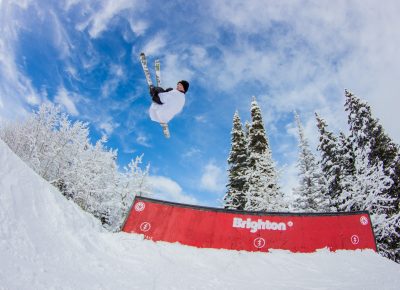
left=245, top=98, right=283, bottom=211
left=339, top=142, right=393, bottom=212
left=293, top=112, right=328, bottom=212
left=315, top=113, right=341, bottom=211
left=224, top=111, right=248, bottom=210
left=344, top=90, right=400, bottom=263
left=244, top=121, right=251, bottom=141
left=345, top=90, right=399, bottom=204
left=339, top=141, right=397, bottom=260
left=335, top=132, right=356, bottom=209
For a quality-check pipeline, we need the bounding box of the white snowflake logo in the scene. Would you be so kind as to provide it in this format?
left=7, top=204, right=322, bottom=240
left=140, top=222, right=151, bottom=232
left=135, top=202, right=146, bottom=212
left=360, top=216, right=369, bottom=226
left=253, top=237, right=266, bottom=249
left=351, top=235, right=360, bottom=245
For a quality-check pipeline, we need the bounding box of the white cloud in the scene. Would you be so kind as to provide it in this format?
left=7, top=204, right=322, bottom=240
left=182, top=147, right=201, bottom=159
left=49, top=9, right=72, bottom=59
left=128, top=19, right=148, bottom=36
left=83, top=0, right=141, bottom=38
left=205, top=0, right=400, bottom=142
left=101, top=64, right=126, bottom=98
left=148, top=175, right=199, bottom=205
left=162, top=54, right=194, bottom=88
left=200, top=161, right=226, bottom=193
left=54, top=87, right=79, bottom=116
left=194, top=115, right=207, bottom=123
left=99, top=121, right=119, bottom=136
left=189, top=46, right=212, bottom=69
left=0, top=1, right=42, bottom=121
left=142, top=34, right=167, bottom=57
left=135, top=133, right=151, bottom=148
left=182, top=2, right=400, bottom=212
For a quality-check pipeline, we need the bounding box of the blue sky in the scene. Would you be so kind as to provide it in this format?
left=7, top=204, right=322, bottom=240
left=1, top=0, right=400, bottom=207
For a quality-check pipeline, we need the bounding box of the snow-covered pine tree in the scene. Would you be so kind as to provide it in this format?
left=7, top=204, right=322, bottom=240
left=339, top=142, right=393, bottom=212
left=334, top=132, right=356, bottom=210
left=244, top=121, right=251, bottom=141
left=345, top=90, right=399, bottom=204
left=345, top=90, right=398, bottom=163
left=224, top=111, right=248, bottom=210
left=315, top=113, right=341, bottom=211
left=339, top=141, right=396, bottom=259
left=344, top=90, right=400, bottom=263
left=245, top=98, right=283, bottom=211
left=293, top=112, right=328, bottom=212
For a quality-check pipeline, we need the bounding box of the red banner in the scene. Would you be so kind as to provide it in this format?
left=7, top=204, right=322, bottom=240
left=122, top=197, right=377, bottom=253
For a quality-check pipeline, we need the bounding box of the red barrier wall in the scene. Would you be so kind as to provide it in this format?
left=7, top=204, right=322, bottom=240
left=122, top=197, right=377, bottom=253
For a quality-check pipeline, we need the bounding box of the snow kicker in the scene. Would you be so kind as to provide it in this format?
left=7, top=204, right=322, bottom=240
left=122, top=196, right=377, bottom=253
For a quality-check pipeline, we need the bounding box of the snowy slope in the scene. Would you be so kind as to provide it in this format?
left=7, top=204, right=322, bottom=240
left=0, top=139, right=399, bottom=290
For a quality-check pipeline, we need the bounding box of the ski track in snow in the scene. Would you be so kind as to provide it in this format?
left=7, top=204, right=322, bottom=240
left=0, top=139, right=399, bottom=290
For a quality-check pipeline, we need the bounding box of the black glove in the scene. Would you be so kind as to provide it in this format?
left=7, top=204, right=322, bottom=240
left=152, top=95, right=163, bottom=105
left=149, top=85, right=156, bottom=97
left=149, top=86, right=165, bottom=105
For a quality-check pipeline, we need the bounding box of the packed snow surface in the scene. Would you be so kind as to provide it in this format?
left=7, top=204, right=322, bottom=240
left=0, top=139, right=399, bottom=289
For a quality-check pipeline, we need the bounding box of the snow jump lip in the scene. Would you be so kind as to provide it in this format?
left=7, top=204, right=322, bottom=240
left=122, top=196, right=377, bottom=253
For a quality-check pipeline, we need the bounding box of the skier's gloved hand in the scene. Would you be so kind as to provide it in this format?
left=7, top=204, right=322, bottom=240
left=149, top=85, right=156, bottom=97
left=152, top=95, right=163, bottom=105
left=165, top=88, right=173, bottom=92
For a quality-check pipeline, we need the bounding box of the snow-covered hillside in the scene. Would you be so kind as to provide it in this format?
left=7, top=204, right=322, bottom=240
left=0, top=139, right=399, bottom=290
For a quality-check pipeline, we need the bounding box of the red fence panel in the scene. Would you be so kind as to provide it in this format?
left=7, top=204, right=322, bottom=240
left=122, top=197, right=377, bottom=253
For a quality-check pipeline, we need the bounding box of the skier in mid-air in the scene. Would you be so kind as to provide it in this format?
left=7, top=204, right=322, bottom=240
left=148, top=80, right=189, bottom=126
left=139, top=52, right=189, bottom=138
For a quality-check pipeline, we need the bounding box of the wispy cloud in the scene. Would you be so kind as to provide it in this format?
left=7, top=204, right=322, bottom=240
left=148, top=175, right=199, bottom=205
left=101, top=64, right=126, bottom=98
left=160, top=54, right=194, bottom=88
left=128, top=19, right=148, bottom=36
left=200, top=161, right=226, bottom=194
left=142, top=33, right=167, bottom=57
left=194, top=115, right=207, bottom=123
left=135, top=133, right=152, bottom=148
left=182, top=147, right=201, bottom=159
left=0, top=1, right=42, bottom=120
left=54, top=87, right=79, bottom=116
left=99, top=121, right=120, bottom=136
left=48, top=9, right=72, bottom=59
left=85, top=0, right=142, bottom=38
left=200, top=2, right=395, bottom=114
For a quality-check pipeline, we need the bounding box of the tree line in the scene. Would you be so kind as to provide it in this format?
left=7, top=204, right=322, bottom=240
left=0, top=104, right=150, bottom=232
left=224, top=91, right=399, bottom=263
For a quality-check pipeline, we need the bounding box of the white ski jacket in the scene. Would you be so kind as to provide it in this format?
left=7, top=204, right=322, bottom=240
left=149, top=89, right=185, bottom=124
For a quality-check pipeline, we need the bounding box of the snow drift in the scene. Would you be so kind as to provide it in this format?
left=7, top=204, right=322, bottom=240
left=0, top=139, right=399, bottom=289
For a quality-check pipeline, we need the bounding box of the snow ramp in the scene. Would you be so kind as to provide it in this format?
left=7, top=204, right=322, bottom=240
left=123, top=196, right=377, bottom=253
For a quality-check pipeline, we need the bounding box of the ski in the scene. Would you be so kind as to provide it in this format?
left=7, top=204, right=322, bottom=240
left=139, top=52, right=153, bottom=87
left=160, top=123, right=170, bottom=138
left=155, top=60, right=170, bottom=138
left=140, top=53, right=170, bottom=139
left=155, top=59, right=161, bottom=87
